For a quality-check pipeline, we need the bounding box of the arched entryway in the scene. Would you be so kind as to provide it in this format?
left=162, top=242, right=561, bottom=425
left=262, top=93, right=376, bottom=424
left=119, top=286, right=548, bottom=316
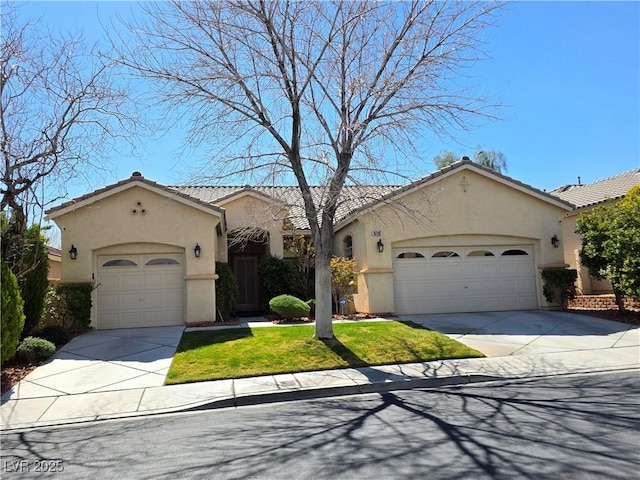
left=228, top=229, right=270, bottom=314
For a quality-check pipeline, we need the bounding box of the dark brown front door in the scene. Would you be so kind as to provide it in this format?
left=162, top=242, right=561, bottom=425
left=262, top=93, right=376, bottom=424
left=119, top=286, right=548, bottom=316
left=234, top=256, right=260, bottom=312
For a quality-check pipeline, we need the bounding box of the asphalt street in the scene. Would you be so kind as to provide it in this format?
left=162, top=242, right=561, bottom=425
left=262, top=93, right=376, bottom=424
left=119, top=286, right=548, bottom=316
left=1, top=371, right=639, bottom=480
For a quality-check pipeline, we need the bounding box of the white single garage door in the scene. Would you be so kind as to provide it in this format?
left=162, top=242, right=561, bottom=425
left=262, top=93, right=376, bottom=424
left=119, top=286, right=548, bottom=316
left=97, top=253, right=185, bottom=329
left=393, top=246, right=537, bottom=315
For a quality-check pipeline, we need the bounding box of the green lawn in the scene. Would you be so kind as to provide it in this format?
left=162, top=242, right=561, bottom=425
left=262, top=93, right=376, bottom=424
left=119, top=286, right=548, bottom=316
left=165, top=320, right=484, bottom=385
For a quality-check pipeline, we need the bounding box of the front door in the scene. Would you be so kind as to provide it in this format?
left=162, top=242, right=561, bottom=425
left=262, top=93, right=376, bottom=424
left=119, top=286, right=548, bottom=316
left=234, top=256, right=260, bottom=312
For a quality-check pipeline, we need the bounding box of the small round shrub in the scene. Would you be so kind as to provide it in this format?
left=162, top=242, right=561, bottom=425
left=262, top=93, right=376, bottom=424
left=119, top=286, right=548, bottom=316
left=269, top=294, right=311, bottom=319
left=15, top=336, right=56, bottom=363
left=31, top=325, right=71, bottom=346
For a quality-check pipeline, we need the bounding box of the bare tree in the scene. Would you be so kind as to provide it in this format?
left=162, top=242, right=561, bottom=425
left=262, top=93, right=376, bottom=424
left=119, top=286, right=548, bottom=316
left=1, top=4, right=135, bottom=261
left=118, top=0, right=502, bottom=338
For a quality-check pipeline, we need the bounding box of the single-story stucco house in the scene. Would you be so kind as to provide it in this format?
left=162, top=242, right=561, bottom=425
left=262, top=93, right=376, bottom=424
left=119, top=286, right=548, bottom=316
left=45, top=159, right=575, bottom=330
left=551, top=168, right=640, bottom=295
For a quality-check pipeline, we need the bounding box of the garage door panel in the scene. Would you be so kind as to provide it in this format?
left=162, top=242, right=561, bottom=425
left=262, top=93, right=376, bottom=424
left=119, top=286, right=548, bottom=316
left=97, top=253, right=184, bottom=329
left=394, top=245, right=537, bottom=315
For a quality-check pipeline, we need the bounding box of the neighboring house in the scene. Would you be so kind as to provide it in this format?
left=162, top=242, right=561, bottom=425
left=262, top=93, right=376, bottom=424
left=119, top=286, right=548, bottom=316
left=45, top=160, right=573, bottom=330
left=550, top=168, right=640, bottom=295
left=46, top=245, right=62, bottom=281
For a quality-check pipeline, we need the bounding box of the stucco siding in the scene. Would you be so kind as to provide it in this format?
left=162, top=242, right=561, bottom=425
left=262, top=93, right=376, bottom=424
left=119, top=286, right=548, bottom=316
left=338, top=170, right=568, bottom=314
left=51, top=185, right=222, bottom=328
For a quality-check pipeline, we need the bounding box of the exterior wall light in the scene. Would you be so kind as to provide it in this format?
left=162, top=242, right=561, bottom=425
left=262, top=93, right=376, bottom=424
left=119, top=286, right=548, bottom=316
left=551, top=235, right=559, bottom=248
left=194, top=243, right=201, bottom=257
left=377, top=239, right=384, bottom=253
left=69, top=244, right=78, bottom=260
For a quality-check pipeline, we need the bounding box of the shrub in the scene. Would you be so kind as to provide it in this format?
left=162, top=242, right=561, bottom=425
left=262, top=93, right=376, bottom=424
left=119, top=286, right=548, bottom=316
left=269, top=294, right=311, bottom=319
left=15, top=336, right=56, bottom=363
left=1, top=259, right=25, bottom=364
left=215, top=261, right=238, bottom=321
left=56, top=283, right=93, bottom=332
left=40, top=285, right=68, bottom=328
left=31, top=325, right=71, bottom=346
left=17, top=225, right=50, bottom=338
left=330, top=256, right=358, bottom=312
left=259, top=255, right=292, bottom=306
left=541, top=268, right=578, bottom=309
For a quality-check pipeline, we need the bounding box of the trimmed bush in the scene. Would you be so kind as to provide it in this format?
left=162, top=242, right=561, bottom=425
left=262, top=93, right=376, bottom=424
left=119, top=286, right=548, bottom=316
left=17, top=225, right=50, bottom=338
left=1, top=259, right=25, bottom=364
left=215, top=261, right=238, bottom=321
left=32, top=325, right=71, bottom=346
left=259, top=255, right=292, bottom=306
left=15, top=336, right=56, bottom=363
left=541, top=268, right=578, bottom=309
left=56, top=283, right=93, bottom=332
left=269, top=294, right=311, bottom=319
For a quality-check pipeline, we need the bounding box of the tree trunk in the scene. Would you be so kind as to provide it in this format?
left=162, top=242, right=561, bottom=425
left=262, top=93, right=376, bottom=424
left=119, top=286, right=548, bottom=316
left=613, top=287, right=626, bottom=313
left=314, top=253, right=333, bottom=339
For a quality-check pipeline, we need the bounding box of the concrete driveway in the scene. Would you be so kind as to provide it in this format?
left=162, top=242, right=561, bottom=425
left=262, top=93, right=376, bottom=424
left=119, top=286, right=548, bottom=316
left=401, top=310, right=639, bottom=357
left=3, top=326, right=184, bottom=400
left=3, top=311, right=637, bottom=402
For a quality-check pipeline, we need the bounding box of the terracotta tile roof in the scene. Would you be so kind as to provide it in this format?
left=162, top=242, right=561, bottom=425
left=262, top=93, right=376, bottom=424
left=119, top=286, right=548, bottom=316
left=550, top=168, right=640, bottom=209
left=46, top=172, right=225, bottom=217
left=173, top=185, right=400, bottom=230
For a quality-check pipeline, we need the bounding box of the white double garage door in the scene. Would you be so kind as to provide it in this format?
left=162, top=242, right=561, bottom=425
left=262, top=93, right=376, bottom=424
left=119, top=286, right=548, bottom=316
left=97, top=253, right=185, bottom=329
left=393, top=245, right=538, bottom=315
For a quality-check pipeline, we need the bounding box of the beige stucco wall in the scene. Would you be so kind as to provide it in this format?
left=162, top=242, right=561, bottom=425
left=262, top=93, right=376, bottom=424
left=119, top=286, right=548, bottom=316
left=335, top=169, right=570, bottom=314
left=47, top=254, right=62, bottom=281
left=49, top=184, right=223, bottom=327
left=219, top=193, right=286, bottom=258
left=561, top=211, right=613, bottom=294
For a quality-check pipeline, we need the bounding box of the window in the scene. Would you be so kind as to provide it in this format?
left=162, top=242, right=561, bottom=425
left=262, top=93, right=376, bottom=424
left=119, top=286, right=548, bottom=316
left=468, top=250, right=494, bottom=257
left=501, top=249, right=528, bottom=256
left=145, top=258, right=179, bottom=265
left=397, top=252, right=425, bottom=258
left=432, top=251, right=460, bottom=258
left=343, top=235, right=353, bottom=259
left=102, top=259, right=137, bottom=267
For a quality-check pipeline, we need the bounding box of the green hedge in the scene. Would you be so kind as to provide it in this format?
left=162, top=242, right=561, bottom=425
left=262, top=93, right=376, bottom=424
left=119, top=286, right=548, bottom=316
left=215, top=261, right=238, bottom=321
left=56, top=283, right=93, bottom=331
left=541, top=268, right=577, bottom=309
left=259, top=255, right=292, bottom=306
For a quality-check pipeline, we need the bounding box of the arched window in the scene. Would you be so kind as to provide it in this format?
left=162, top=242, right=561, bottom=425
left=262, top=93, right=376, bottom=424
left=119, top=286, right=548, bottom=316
left=501, top=249, right=528, bottom=256
left=397, top=252, right=425, bottom=259
left=102, top=259, right=137, bottom=267
left=145, top=258, right=179, bottom=265
left=343, top=235, right=353, bottom=259
left=468, top=250, right=494, bottom=257
left=432, top=251, right=460, bottom=258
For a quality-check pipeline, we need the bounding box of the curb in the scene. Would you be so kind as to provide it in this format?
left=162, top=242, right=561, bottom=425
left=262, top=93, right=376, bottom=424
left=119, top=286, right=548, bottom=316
left=187, top=374, right=502, bottom=411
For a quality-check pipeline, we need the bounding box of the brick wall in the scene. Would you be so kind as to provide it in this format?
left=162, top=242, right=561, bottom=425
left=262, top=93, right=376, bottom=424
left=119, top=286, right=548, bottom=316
left=569, top=294, right=640, bottom=311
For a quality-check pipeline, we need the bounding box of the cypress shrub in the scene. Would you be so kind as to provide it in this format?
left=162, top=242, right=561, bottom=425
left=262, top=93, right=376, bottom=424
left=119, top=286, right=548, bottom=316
left=1, top=259, right=25, bottom=363
left=215, top=261, right=238, bottom=321
left=17, top=224, right=50, bottom=337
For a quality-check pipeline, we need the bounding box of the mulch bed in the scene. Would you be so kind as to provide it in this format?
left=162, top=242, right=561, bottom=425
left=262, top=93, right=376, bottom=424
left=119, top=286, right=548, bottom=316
left=567, top=308, right=640, bottom=326
left=3, top=309, right=638, bottom=396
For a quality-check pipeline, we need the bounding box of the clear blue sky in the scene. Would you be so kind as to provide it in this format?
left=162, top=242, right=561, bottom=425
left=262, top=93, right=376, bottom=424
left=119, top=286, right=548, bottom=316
left=13, top=1, right=640, bottom=198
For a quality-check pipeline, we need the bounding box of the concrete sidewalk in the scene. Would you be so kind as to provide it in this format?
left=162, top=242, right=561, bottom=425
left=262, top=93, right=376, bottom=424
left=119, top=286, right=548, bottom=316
left=2, top=311, right=638, bottom=431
